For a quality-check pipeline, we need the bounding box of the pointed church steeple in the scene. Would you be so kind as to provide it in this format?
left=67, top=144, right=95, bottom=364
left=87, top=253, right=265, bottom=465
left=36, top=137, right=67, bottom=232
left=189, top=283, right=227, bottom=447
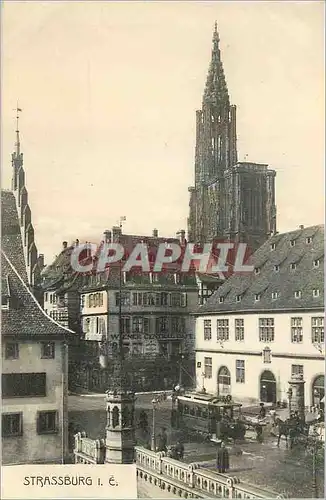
left=9, top=105, right=43, bottom=296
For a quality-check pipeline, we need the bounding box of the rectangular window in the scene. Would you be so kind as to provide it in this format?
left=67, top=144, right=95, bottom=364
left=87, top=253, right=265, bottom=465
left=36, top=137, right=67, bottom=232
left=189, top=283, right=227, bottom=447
left=204, top=320, right=212, bottom=340
left=37, top=411, right=58, bottom=434
left=115, top=292, right=130, bottom=306
left=291, top=364, right=304, bottom=377
left=2, top=373, right=46, bottom=398
left=311, top=317, right=324, bottom=343
left=235, top=318, right=244, bottom=341
left=132, top=317, right=143, bottom=333
left=171, top=317, right=185, bottom=334
left=121, top=317, right=131, bottom=334
left=217, top=319, right=229, bottom=341
left=204, top=357, right=212, bottom=379
left=5, top=342, right=19, bottom=360
left=41, top=342, right=55, bottom=359
left=236, top=360, right=245, bottom=383
left=291, top=317, right=303, bottom=343
left=156, top=317, right=169, bottom=334
left=44, top=292, right=48, bottom=302
left=161, top=292, right=169, bottom=307
left=259, top=318, right=274, bottom=342
left=143, top=317, right=150, bottom=334
left=2, top=413, right=23, bottom=437
left=181, top=293, right=187, bottom=307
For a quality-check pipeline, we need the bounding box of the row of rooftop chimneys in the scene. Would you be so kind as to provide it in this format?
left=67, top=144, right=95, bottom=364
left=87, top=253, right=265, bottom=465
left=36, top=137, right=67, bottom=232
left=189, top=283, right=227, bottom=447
left=62, top=225, right=306, bottom=251
left=62, top=228, right=186, bottom=251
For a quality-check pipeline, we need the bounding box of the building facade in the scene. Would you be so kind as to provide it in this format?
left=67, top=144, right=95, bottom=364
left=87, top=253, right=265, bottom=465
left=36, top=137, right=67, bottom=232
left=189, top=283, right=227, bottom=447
left=42, top=228, right=198, bottom=392
left=1, top=135, right=73, bottom=464
left=188, top=25, right=277, bottom=251
left=195, top=225, right=324, bottom=407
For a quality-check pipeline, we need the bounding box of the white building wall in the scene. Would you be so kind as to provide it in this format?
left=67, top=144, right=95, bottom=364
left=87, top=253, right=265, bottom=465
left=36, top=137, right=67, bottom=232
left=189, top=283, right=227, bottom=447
left=196, top=310, right=324, bottom=406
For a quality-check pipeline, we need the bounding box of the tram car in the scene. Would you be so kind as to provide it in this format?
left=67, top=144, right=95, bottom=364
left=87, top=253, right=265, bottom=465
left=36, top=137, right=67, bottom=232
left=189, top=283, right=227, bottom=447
left=176, top=392, right=243, bottom=438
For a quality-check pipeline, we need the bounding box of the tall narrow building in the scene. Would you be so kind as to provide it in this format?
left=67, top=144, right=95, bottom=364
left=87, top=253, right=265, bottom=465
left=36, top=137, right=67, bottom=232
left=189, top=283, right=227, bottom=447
left=188, top=24, right=277, bottom=252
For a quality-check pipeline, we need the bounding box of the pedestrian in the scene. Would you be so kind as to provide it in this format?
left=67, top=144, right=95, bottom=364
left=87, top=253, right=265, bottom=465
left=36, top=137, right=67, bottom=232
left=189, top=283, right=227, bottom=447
left=259, top=403, right=266, bottom=420
left=175, top=440, right=184, bottom=460
left=216, top=441, right=230, bottom=473
left=157, top=427, right=168, bottom=452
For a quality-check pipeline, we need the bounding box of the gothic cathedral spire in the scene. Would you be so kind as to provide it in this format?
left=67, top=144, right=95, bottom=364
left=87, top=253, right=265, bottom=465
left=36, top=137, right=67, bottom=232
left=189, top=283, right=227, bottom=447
left=188, top=26, right=276, bottom=250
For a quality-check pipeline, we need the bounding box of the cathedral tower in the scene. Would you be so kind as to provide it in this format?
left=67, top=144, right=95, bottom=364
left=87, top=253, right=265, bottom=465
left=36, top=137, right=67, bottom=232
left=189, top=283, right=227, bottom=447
left=188, top=25, right=276, bottom=251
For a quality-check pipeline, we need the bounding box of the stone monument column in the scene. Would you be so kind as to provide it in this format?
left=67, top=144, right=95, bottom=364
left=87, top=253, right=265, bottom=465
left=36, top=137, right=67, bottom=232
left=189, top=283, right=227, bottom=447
left=288, top=373, right=306, bottom=421
left=105, top=388, right=135, bottom=464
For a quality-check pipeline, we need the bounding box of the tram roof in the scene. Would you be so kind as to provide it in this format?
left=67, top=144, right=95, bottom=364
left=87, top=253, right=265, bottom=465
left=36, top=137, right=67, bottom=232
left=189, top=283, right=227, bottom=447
left=177, top=393, right=242, bottom=407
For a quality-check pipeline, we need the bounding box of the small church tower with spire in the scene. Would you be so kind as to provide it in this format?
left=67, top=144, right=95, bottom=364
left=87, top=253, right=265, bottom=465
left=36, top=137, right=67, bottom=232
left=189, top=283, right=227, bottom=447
left=188, top=25, right=276, bottom=251
left=10, top=105, right=44, bottom=298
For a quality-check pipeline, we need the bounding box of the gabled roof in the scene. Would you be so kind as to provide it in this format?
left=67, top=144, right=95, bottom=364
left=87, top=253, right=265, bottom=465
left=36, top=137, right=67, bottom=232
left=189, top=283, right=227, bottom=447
left=197, top=225, right=324, bottom=314
left=1, top=189, right=74, bottom=339
left=1, top=250, right=74, bottom=339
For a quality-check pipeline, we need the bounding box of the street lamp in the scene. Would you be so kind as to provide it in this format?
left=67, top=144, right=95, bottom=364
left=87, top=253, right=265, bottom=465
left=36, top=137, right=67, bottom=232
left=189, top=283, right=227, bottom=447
left=151, top=398, right=158, bottom=451
left=287, top=387, right=293, bottom=416
left=306, top=424, right=323, bottom=498
left=178, top=352, right=185, bottom=387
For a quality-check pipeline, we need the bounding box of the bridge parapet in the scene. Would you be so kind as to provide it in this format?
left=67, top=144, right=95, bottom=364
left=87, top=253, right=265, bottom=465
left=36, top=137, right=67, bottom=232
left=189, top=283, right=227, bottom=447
left=74, top=432, right=105, bottom=464
left=135, top=446, right=278, bottom=499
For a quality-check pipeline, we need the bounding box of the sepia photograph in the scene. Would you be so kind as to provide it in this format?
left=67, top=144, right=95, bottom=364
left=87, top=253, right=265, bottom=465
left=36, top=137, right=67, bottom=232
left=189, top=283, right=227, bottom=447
left=1, top=1, right=324, bottom=499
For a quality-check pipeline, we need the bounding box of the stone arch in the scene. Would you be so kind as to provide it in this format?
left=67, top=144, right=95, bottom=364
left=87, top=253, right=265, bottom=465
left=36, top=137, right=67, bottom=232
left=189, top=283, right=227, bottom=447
left=311, top=374, right=324, bottom=407
left=259, top=370, right=276, bottom=403
left=217, top=366, right=231, bottom=395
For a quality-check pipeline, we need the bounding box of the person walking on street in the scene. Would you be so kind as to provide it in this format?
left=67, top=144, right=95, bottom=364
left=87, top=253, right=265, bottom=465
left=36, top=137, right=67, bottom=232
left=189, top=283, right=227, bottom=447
left=216, top=441, right=230, bottom=473
left=259, top=403, right=266, bottom=420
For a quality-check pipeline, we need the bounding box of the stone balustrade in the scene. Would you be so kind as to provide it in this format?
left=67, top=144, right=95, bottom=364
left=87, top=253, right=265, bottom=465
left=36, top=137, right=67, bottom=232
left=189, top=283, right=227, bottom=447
left=135, top=446, right=278, bottom=499
left=74, top=432, right=105, bottom=464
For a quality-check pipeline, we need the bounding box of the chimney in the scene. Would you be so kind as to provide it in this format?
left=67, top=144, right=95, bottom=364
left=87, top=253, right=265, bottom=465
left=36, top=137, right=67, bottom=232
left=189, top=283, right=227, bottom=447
left=299, top=225, right=304, bottom=230
left=112, top=226, right=122, bottom=242
left=62, top=241, right=68, bottom=250
left=177, top=229, right=186, bottom=246
left=153, top=229, right=158, bottom=238
left=103, top=230, right=112, bottom=243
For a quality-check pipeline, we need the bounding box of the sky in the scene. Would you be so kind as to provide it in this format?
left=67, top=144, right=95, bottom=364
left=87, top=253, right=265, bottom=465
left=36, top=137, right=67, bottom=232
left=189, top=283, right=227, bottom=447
left=2, top=1, right=324, bottom=264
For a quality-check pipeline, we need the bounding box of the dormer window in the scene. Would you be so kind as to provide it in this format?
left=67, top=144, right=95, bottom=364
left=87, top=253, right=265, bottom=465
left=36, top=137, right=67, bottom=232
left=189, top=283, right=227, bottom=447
left=2, top=295, right=9, bottom=310
left=255, top=294, right=261, bottom=302
left=294, top=290, right=302, bottom=299
left=273, top=265, right=279, bottom=272
left=313, top=260, right=320, bottom=268
left=254, top=267, right=260, bottom=275
left=306, top=237, right=312, bottom=244
left=313, top=289, right=320, bottom=298
left=272, top=292, right=279, bottom=300
left=236, top=295, right=242, bottom=303
left=290, top=263, right=297, bottom=270
left=270, top=243, right=276, bottom=251
left=219, top=297, right=224, bottom=304
left=290, top=240, right=296, bottom=247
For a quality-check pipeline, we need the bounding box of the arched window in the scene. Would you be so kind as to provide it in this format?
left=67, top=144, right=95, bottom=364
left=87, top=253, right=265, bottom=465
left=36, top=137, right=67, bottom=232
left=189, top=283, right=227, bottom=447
left=218, top=366, right=231, bottom=386
left=122, top=407, right=130, bottom=428
left=112, top=406, right=119, bottom=428
left=312, top=375, right=324, bottom=405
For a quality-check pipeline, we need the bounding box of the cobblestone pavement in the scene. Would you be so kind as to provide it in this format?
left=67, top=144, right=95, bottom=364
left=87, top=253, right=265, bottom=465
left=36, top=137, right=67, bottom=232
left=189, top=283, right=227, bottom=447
left=68, top=394, right=324, bottom=498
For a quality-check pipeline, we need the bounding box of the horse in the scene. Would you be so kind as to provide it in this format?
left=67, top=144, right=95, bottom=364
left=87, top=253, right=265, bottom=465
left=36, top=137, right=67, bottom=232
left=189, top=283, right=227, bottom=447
left=275, top=418, right=300, bottom=448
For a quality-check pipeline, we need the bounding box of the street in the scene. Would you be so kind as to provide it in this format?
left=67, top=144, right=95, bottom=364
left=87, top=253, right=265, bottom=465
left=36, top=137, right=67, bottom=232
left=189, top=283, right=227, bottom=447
left=68, top=393, right=324, bottom=498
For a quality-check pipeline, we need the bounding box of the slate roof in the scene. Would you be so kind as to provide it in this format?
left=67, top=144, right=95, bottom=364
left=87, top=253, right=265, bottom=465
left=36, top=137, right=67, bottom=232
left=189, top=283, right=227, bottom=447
left=41, top=233, right=198, bottom=293
left=1, top=189, right=74, bottom=339
left=1, top=190, right=28, bottom=282
left=197, top=225, right=324, bottom=314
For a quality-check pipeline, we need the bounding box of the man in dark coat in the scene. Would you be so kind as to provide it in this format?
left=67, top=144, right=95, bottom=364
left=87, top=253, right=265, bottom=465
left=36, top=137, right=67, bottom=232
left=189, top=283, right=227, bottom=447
left=216, top=441, right=230, bottom=473
left=259, top=403, right=266, bottom=419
